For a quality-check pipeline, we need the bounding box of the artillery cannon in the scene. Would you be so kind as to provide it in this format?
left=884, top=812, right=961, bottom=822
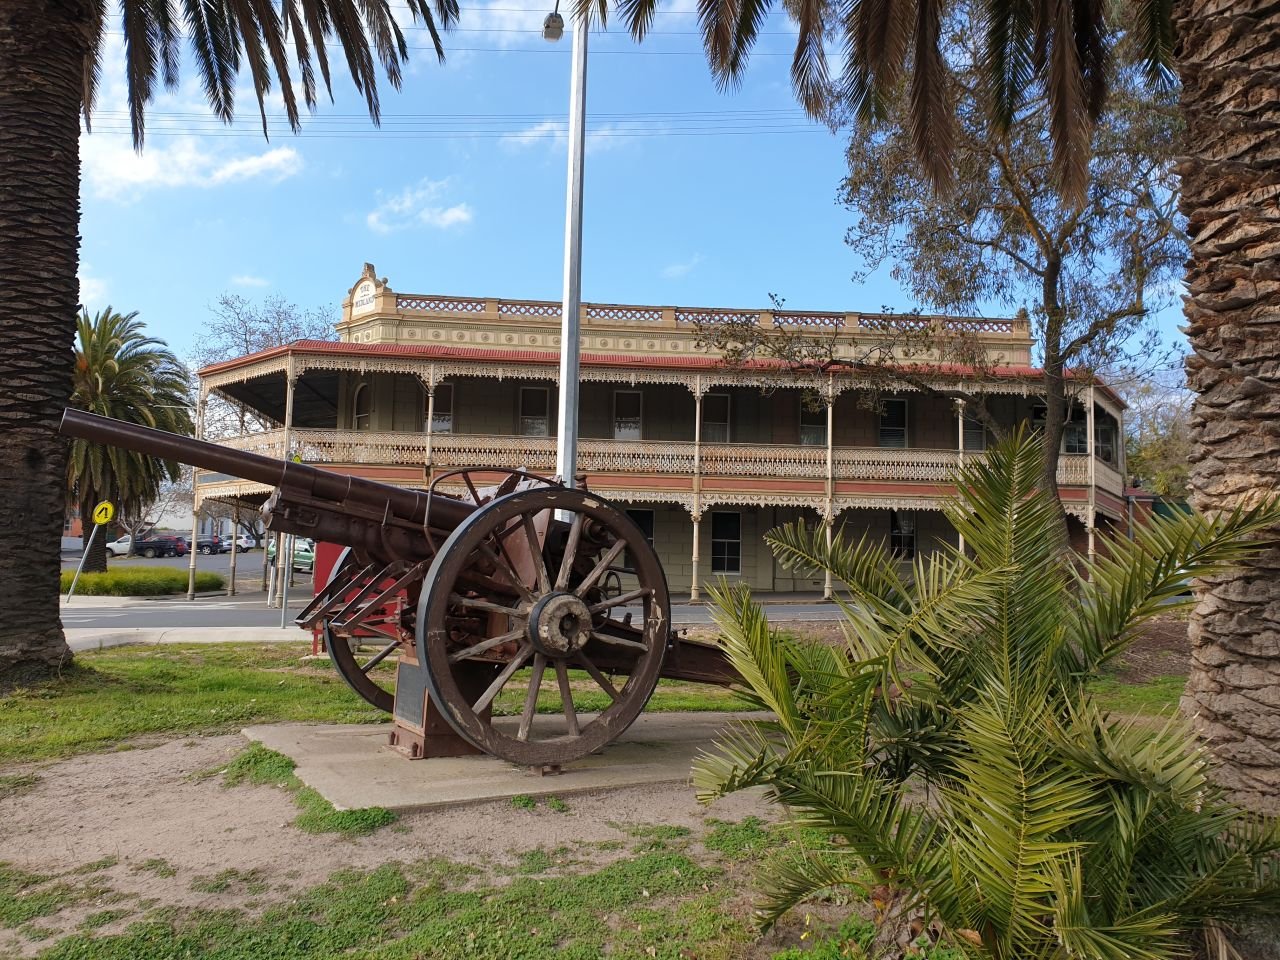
left=59, top=409, right=735, bottom=769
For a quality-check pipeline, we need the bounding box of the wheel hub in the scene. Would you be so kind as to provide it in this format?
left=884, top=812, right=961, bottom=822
left=527, top=592, right=592, bottom=657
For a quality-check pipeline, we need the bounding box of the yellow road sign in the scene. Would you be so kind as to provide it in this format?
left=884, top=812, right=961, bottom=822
left=92, top=501, right=116, bottom=525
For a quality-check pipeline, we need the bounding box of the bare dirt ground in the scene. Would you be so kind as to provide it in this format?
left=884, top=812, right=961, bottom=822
left=0, top=733, right=795, bottom=958
left=1112, top=613, right=1191, bottom=683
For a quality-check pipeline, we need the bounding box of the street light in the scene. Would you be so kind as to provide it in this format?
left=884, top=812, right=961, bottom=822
left=542, top=8, right=564, bottom=40
left=545, top=0, right=588, bottom=489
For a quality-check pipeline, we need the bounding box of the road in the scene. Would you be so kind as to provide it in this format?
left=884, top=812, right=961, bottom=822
left=60, top=593, right=841, bottom=632
left=60, top=553, right=840, bottom=635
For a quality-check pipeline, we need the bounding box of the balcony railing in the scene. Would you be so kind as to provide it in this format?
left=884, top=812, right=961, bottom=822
left=209, top=429, right=1121, bottom=496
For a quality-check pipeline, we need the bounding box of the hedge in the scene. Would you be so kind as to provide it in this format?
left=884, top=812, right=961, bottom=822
left=60, top=568, right=225, bottom=596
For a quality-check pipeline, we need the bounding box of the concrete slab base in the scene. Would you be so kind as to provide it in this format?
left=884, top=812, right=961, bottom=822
left=243, top=712, right=764, bottom=812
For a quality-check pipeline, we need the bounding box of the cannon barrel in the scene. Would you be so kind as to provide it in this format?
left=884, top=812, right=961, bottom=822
left=58, top=410, right=476, bottom=559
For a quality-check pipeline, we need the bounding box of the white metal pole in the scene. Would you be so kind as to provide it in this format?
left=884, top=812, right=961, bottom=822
left=554, top=14, right=588, bottom=487
left=65, top=523, right=102, bottom=603
left=186, top=393, right=206, bottom=601
left=280, top=534, right=293, bottom=628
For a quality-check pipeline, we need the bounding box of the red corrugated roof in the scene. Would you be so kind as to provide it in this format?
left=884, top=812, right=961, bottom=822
left=198, top=339, right=1124, bottom=406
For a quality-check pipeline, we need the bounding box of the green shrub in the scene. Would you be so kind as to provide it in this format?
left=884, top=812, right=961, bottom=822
left=60, top=568, right=224, bottom=596
left=697, top=428, right=1280, bottom=959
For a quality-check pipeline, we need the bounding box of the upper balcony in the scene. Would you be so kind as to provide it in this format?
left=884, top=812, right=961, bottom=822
left=205, top=428, right=1127, bottom=506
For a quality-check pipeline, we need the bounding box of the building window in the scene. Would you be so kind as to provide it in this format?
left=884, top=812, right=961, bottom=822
left=800, top=395, right=827, bottom=447
left=963, top=413, right=986, bottom=451
left=1095, top=419, right=1117, bottom=464
left=520, top=387, right=549, bottom=436
left=702, top=393, right=730, bottom=443
left=352, top=383, right=371, bottom=431
left=624, top=508, right=655, bottom=571
left=879, top=398, right=907, bottom=447
left=890, top=510, right=916, bottom=560
left=430, top=384, right=453, bottom=433
left=1032, top=404, right=1089, bottom=454
left=1063, top=420, right=1088, bottom=454
left=710, top=512, right=741, bottom=574
left=614, top=391, right=642, bottom=441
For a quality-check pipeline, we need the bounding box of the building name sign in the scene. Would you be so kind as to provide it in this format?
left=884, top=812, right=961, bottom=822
left=352, top=280, right=378, bottom=315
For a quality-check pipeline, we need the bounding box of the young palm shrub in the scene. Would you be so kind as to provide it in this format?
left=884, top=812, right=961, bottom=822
left=694, top=429, right=1280, bottom=959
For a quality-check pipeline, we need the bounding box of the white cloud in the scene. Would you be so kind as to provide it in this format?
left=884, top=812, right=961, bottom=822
left=366, top=178, right=473, bottom=234
left=82, top=136, right=303, bottom=201
left=501, top=120, right=565, bottom=150
left=500, top=120, right=629, bottom=155
left=661, top=254, right=704, bottom=279
left=231, top=274, right=270, bottom=288
left=78, top=269, right=108, bottom=307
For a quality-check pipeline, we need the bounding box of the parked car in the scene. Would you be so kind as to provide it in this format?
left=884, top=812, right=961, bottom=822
left=133, top=535, right=187, bottom=559
left=235, top=535, right=257, bottom=551
left=266, top=537, right=315, bottom=573
left=186, top=535, right=225, bottom=555
left=105, top=535, right=132, bottom=558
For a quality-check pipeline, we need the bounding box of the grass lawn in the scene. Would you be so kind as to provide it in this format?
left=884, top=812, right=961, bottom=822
left=0, top=640, right=1184, bottom=766
left=0, top=643, right=751, bottom=765
left=1088, top=674, right=1185, bottom=716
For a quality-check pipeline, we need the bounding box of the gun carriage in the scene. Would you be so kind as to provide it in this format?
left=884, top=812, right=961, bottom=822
left=59, top=409, right=736, bottom=769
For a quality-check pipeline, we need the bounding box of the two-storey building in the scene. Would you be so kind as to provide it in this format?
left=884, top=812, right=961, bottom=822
left=194, top=264, right=1127, bottom=596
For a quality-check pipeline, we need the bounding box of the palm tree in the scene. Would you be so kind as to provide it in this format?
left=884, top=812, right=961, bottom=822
left=697, top=431, right=1280, bottom=957
left=1172, top=1, right=1280, bottom=816
left=69, top=308, right=193, bottom=573
left=589, top=0, right=1278, bottom=811
left=0, top=0, right=455, bottom=680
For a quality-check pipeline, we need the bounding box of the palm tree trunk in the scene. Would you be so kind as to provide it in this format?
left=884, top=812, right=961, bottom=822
left=0, top=0, right=87, bottom=680
left=1177, top=0, right=1280, bottom=813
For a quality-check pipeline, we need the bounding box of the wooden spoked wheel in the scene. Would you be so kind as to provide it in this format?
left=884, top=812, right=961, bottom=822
left=323, top=547, right=421, bottom=714
left=416, top=487, right=670, bottom=766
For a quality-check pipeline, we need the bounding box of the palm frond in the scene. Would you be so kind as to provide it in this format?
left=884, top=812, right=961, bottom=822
left=81, top=0, right=108, bottom=131
left=908, top=0, right=955, bottom=193
left=121, top=0, right=161, bottom=146
left=753, top=847, right=870, bottom=930
left=791, top=0, right=830, bottom=116
left=981, top=0, right=1037, bottom=129
left=1128, top=0, right=1175, bottom=86
left=1053, top=857, right=1182, bottom=960
left=1070, top=501, right=1280, bottom=676
left=766, top=520, right=910, bottom=612
left=1045, top=0, right=1090, bottom=201
left=940, top=687, right=1103, bottom=953
left=181, top=0, right=239, bottom=124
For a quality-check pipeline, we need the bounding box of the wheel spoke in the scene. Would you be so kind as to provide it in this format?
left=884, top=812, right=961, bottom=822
left=589, top=631, right=647, bottom=652
left=555, top=659, right=580, bottom=736
left=517, top=653, right=547, bottom=741
left=586, top=586, right=653, bottom=615
left=522, top=515, right=552, bottom=595
left=478, top=540, right=534, bottom=604
left=472, top=644, right=534, bottom=714
left=361, top=640, right=400, bottom=674
left=448, top=593, right=524, bottom=618
left=573, top=539, right=628, bottom=598
left=576, top=652, right=619, bottom=701
left=448, top=627, right=527, bottom=663
left=554, top=513, right=584, bottom=591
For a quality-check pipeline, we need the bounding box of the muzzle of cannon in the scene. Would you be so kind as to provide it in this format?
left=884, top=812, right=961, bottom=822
left=58, top=410, right=736, bottom=769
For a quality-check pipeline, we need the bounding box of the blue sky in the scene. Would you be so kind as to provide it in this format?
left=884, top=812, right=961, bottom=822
left=78, top=4, right=1185, bottom=366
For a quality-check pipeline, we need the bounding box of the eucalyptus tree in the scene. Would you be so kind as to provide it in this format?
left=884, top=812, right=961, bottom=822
left=0, top=0, right=455, bottom=679
left=69, top=308, right=193, bottom=573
